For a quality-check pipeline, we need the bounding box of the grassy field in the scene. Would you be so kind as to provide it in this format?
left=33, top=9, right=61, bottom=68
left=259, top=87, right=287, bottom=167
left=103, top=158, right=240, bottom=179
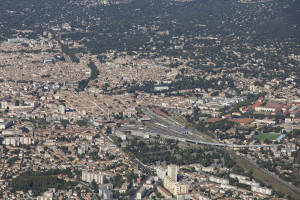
left=257, top=133, right=279, bottom=141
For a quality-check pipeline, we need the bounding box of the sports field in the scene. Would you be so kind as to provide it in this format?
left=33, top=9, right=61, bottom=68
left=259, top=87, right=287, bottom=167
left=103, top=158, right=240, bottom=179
left=257, top=133, right=279, bottom=141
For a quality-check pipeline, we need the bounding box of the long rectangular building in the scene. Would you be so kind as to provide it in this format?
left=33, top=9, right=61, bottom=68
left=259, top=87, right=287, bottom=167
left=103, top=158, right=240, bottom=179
left=82, top=170, right=105, bottom=184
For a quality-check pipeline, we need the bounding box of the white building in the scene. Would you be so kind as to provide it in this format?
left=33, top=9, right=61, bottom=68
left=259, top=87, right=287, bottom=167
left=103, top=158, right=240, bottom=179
left=102, top=190, right=113, bottom=199
left=136, top=186, right=147, bottom=200
left=163, top=176, right=189, bottom=196
left=115, top=131, right=127, bottom=140
left=156, top=166, right=167, bottom=180
left=209, top=177, right=229, bottom=185
left=168, top=164, right=179, bottom=182
left=37, top=188, right=56, bottom=200
left=220, top=184, right=237, bottom=190
left=154, top=86, right=169, bottom=91
left=78, top=144, right=89, bottom=154
left=251, top=185, right=272, bottom=195
left=4, top=137, right=33, bottom=146
left=255, top=118, right=276, bottom=125
left=0, top=101, right=7, bottom=109
left=199, top=194, right=210, bottom=200
left=1, top=129, right=22, bottom=136
left=163, top=165, right=189, bottom=196
left=0, top=119, right=13, bottom=130
left=229, top=173, right=249, bottom=181
left=119, top=182, right=131, bottom=193
left=59, top=105, right=66, bottom=114
left=239, top=179, right=260, bottom=187
left=82, top=171, right=105, bottom=184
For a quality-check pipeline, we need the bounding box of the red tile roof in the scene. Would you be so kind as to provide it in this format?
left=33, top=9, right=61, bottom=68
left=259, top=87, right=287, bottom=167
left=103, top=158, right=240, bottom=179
left=228, top=118, right=255, bottom=125
left=251, top=102, right=263, bottom=109
left=157, top=186, right=172, bottom=197
left=150, top=108, right=169, bottom=118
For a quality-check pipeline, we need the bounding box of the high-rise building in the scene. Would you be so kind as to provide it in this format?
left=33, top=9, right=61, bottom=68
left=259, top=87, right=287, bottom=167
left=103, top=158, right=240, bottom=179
left=163, top=176, right=189, bottom=196
left=1, top=101, right=7, bottom=109
left=78, top=144, right=89, bottom=154
left=156, top=166, right=167, bottom=180
left=163, top=164, right=189, bottom=196
left=167, top=164, right=178, bottom=182
left=59, top=105, right=66, bottom=114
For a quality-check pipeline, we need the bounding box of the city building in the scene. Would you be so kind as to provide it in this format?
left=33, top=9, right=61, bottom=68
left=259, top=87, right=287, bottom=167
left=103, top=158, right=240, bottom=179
left=157, top=185, right=172, bottom=199
left=168, top=164, right=179, bottom=182
left=209, top=177, right=229, bottom=185
left=82, top=171, right=105, bottom=184
left=163, top=165, right=189, bottom=196
left=251, top=185, right=273, bottom=195
left=156, top=166, right=167, bottom=180
left=136, top=186, right=147, bottom=200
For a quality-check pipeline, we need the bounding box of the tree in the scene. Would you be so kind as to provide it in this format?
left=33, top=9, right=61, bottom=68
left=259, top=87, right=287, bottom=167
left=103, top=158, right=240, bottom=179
left=264, top=139, right=272, bottom=144
left=106, top=126, right=112, bottom=135
left=76, top=120, right=87, bottom=127
left=20, top=126, right=30, bottom=133
left=10, top=170, right=75, bottom=196
left=60, top=119, right=70, bottom=128
left=91, top=179, right=99, bottom=193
